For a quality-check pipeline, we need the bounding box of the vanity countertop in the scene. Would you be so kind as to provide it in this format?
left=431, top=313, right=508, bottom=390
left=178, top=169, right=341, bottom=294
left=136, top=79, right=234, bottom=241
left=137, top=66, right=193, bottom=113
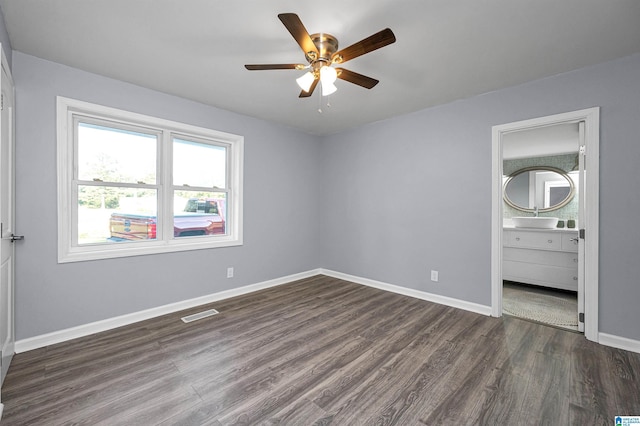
left=503, top=225, right=578, bottom=233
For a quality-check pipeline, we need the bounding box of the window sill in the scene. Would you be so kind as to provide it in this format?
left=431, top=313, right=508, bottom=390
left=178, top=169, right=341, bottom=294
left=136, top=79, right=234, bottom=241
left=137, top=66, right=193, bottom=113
left=58, top=235, right=243, bottom=263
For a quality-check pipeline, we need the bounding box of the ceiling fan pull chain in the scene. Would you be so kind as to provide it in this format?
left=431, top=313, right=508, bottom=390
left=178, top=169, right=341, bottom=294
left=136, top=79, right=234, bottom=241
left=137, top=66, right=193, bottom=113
left=318, top=87, right=323, bottom=113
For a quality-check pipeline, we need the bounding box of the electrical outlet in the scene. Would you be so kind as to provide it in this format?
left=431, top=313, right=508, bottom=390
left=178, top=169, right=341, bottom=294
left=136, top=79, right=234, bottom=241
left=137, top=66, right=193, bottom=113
left=227, top=267, right=234, bottom=278
left=430, top=270, right=439, bottom=282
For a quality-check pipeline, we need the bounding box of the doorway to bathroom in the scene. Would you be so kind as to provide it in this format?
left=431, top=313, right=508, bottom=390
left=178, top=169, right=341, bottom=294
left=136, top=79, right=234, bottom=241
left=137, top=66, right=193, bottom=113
left=502, top=281, right=579, bottom=331
left=491, top=108, right=600, bottom=341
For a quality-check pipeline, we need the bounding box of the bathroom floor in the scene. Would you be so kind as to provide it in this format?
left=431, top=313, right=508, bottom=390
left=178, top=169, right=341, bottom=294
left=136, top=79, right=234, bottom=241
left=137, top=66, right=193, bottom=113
left=502, top=281, right=579, bottom=331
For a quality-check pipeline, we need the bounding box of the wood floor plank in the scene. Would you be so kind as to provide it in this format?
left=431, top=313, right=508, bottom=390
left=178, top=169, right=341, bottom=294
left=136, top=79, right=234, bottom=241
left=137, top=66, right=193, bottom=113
left=308, top=304, right=456, bottom=414
left=312, top=310, right=505, bottom=424
left=326, top=334, right=465, bottom=424
left=476, top=319, right=547, bottom=425
left=416, top=324, right=517, bottom=425
left=518, top=352, right=571, bottom=425
left=169, top=287, right=391, bottom=381
left=570, top=337, right=620, bottom=423
left=268, top=398, right=328, bottom=425
left=602, top=344, right=640, bottom=417
left=212, top=337, right=375, bottom=423
left=158, top=401, right=224, bottom=426
left=84, top=376, right=202, bottom=426
left=477, top=369, right=530, bottom=425
left=3, top=350, right=178, bottom=424
left=1, top=275, right=638, bottom=425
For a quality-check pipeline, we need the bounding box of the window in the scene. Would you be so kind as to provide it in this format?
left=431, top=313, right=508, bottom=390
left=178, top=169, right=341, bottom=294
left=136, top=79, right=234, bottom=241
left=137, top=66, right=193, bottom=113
left=57, top=97, right=243, bottom=262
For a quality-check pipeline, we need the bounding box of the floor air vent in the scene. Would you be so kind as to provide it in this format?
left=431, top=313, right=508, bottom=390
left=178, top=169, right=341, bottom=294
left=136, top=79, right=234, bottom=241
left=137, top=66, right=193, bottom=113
left=181, top=308, right=219, bottom=323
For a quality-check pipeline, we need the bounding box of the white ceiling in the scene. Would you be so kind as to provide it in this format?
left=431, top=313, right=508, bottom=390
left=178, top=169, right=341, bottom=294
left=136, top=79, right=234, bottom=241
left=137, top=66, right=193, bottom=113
left=2, top=0, right=640, bottom=135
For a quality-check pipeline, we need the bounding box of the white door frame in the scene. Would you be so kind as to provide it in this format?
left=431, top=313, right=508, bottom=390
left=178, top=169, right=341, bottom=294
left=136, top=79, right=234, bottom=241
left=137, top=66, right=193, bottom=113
left=491, top=108, right=600, bottom=342
left=0, top=44, right=15, bottom=419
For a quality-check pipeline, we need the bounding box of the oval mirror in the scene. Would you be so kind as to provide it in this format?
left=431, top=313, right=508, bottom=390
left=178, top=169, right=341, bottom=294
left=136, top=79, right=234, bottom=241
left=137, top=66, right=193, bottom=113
left=503, top=166, right=575, bottom=212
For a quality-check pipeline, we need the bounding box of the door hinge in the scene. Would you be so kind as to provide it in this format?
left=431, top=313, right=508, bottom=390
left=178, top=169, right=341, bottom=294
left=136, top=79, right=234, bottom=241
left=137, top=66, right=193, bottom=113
left=579, top=312, right=585, bottom=323
left=1, top=93, right=3, bottom=111
left=579, top=229, right=585, bottom=239
left=579, top=144, right=586, bottom=155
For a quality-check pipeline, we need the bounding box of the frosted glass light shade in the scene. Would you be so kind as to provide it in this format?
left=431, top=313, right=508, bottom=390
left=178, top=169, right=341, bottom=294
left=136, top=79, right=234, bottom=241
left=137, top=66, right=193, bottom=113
left=296, top=72, right=315, bottom=92
left=322, top=82, right=337, bottom=96
left=320, top=66, right=337, bottom=84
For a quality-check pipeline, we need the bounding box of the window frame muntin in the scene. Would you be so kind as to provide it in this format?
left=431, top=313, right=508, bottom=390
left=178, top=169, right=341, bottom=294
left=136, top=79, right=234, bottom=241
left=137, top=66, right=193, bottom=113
left=57, top=96, right=244, bottom=263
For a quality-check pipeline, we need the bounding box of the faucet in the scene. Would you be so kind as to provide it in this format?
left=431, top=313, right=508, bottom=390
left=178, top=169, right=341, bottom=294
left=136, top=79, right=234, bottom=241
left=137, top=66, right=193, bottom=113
left=533, top=206, right=539, bottom=217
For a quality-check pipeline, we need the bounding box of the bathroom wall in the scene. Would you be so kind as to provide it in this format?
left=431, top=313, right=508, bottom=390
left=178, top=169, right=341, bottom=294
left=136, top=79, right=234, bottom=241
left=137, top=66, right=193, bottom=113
left=503, top=153, right=579, bottom=223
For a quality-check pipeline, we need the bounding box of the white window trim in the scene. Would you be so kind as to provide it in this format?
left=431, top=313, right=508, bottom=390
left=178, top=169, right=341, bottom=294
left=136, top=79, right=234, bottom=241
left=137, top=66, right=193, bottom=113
left=57, top=96, right=243, bottom=263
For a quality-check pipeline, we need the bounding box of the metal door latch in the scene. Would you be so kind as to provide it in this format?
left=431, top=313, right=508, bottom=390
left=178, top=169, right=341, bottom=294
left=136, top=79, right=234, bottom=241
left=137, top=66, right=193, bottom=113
left=10, top=234, right=24, bottom=242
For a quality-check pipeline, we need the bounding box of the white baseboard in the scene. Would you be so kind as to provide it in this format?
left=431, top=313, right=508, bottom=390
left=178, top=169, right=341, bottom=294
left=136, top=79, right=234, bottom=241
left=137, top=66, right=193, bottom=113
left=322, top=270, right=640, bottom=354
left=599, top=332, right=640, bottom=354
left=15, top=269, right=322, bottom=353
left=16, top=268, right=637, bottom=356
left=319, top=269, right=492, bottom=316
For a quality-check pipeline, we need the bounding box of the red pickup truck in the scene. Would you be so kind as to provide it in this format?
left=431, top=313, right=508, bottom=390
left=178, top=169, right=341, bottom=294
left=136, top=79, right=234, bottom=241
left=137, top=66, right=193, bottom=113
left=109, top=198, right=225, bottom=241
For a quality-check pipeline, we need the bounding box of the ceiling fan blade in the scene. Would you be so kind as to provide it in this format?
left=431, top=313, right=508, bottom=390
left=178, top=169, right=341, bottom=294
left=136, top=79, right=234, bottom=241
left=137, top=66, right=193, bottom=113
left=332, top=28, right=396, bottom=64
left=245, top=64, right=304, bottom=70
left=299, top=78, right=319, bottom=98
left=336, top=68, right=379, bottom=89
left=278, top=13, right=319, bottom=57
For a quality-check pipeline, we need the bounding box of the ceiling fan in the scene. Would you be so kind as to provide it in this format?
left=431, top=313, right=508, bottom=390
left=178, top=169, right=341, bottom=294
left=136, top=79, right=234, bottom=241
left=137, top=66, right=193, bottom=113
left=245, top=13, right=396, bottom=98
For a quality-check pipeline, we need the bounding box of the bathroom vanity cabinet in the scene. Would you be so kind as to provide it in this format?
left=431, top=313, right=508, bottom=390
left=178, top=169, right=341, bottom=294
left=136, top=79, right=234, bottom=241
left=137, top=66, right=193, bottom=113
left=503, top=228, right=579, bottom=291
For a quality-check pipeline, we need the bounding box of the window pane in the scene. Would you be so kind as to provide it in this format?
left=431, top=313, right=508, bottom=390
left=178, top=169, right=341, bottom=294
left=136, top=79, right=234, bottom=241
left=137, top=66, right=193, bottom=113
left=173, top=138, right=226, bottom=188
left=173, top=190, right=226, bottom=238
left=78, top=122, right=157, bottom=184
left=78, top=185, right=157, bottom=244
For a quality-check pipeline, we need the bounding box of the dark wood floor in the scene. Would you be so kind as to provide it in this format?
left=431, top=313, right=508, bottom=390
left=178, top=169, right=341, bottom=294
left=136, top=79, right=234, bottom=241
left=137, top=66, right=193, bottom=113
left=2, top=275, right=639, bottom=425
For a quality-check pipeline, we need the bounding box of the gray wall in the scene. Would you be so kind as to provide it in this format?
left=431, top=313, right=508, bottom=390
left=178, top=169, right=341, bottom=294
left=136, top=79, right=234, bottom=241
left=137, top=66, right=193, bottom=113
left=319, top=53, right=640, bottom=341
left=12, top=48, right=640, bottom=343
left=13, top=52, right=321, bottom=340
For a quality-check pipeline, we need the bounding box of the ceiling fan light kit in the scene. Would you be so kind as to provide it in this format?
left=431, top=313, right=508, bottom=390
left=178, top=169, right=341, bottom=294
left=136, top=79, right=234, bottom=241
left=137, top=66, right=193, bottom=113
left=245, top=13, right=396, bottom=99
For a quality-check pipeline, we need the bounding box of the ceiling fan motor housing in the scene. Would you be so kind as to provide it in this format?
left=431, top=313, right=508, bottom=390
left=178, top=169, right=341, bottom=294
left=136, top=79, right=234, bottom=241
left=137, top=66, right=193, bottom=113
left=306, top=33, right=340, bottom=66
